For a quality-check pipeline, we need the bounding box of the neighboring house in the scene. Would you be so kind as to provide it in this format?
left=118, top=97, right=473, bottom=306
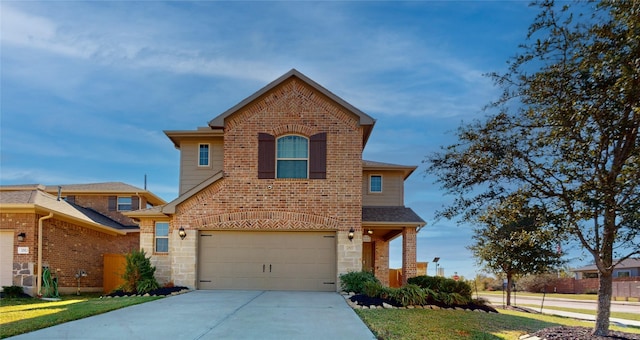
left=573, top=258, right=640, bottom=279
left=126, top=69, right=426, bottom=291
left=0, top=182, right=165, bottom=296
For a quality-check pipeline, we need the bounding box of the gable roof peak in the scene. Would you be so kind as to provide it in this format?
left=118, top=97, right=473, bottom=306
left=207, top=69, right=375, bottom=144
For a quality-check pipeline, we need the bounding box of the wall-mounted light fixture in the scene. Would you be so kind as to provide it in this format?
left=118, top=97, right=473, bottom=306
left=348, top=227, right=355, bottom=241
left=17, top=233, right=26, bottom=242
left=367, top=229, right=373, bottom=235
left=178, top=227, right=187, bottom=240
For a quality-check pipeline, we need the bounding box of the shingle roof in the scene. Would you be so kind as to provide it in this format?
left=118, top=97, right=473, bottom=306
left=1, top=182, right=166, bottom=206
left=362, top=206, right=426, bottom=225
left=573, top=258, right=640, bottom=272
left=0, top=189, right=137, bottom=233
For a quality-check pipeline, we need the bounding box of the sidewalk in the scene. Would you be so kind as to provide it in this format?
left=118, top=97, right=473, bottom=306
left=537, top=308, right=640, bottom=328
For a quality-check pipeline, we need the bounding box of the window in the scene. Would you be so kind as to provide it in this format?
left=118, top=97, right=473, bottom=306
left=617, top=271, right=630, bottom=278
left=155, top=222, right=169, bottom=253
left=117, top=196, right=132, bottom=211
left=199, top=144, right=210, bottom=167
left=276, top=135, right=308, bottom=178
left=370, top=175, right=382, bottom=193
left=258, top=132, right=326, bottom=179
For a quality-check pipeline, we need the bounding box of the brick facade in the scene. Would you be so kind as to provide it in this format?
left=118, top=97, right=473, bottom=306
left=73, top=194, right=145, bottom=226
left=164, top=78, right=364, bottom=288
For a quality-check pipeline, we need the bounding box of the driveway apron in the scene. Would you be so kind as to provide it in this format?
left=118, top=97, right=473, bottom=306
left=8, top=291, right=376, bottom=340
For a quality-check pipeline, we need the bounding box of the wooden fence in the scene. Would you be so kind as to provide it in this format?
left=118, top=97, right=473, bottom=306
left=103, top=254, right=127, bottom=293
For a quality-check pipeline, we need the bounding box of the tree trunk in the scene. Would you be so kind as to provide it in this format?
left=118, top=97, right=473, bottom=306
left=593, top=271, right=612, bottom=336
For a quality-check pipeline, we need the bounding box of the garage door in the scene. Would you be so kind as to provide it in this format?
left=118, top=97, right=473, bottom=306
left=0, top=231, right=14, bottom=289
left=198, top=231, right=336, bottom=291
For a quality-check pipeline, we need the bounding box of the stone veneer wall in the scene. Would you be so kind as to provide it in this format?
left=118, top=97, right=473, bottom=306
left=169, top=78, right=365, bottom=290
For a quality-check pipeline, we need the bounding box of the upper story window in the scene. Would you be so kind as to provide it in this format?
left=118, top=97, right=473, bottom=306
left=258, top=132, right=326, bottom=179
left=199, top=144, right=210, bottom=167
left=108, top=195, right=139, bottom=211
left=277, top=135, right=308, bottom=179
left=369, top=175, right=382, bottom=193
left=155, top=222, right=169, bottom=253
left=117, top=196, right=132, bottom=211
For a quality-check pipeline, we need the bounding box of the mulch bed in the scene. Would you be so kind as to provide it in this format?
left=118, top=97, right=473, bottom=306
left=104, top=286, right=189, bottom=297
left=348, top=294, right=498, bottom=313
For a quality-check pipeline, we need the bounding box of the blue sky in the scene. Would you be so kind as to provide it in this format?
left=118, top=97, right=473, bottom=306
left=1, top=1, right=593, bottom=279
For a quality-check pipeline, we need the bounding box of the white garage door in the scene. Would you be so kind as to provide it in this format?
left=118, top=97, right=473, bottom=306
left=198, top=231, right=336, bottom=291
left=0, top=231, right=14, bottom=289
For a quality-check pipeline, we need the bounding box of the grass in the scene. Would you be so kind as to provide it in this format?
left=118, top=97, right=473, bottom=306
left=0, top=294, right=162, bottom=338
left=355, top=308, right=640, bottom=340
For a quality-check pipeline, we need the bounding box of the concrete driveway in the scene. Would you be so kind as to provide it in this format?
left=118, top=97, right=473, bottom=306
left=9, top=290, right=376, bottom=340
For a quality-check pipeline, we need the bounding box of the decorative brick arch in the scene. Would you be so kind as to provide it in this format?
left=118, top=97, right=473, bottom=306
left=194, top=210, right=340, bottom=230
left=271, top=124, right=316, bottom=138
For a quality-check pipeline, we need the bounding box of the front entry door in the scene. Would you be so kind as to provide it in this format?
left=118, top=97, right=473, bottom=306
left=362, top=241, right=374, bottom=272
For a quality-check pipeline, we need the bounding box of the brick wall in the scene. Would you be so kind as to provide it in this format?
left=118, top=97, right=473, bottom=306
left=164, top=78, right=365, bottom=289
left=73, top=195, right=144, bottom=226
left=402, top=227, right=417, bottom=284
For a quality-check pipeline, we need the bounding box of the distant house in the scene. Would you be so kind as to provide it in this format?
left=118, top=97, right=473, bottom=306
left=126, top=69, right=426, bottom=291
left=0, top=182, right=165, bottom=296
left=573, top=258, right=640, bottom=279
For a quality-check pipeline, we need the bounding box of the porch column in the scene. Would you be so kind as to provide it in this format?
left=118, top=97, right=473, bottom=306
left=401, top=227, right=417, bottom=285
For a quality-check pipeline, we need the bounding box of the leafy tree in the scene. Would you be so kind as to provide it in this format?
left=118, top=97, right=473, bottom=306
left=426, top=1, right=639, bottom=334
left=468, top=196, right=564, bottom=305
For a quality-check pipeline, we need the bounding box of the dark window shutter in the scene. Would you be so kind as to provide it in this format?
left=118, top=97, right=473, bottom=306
left=108, top=196, right=117, bottom=211
left=309, top=132, right=327, bottom=179
left=131, top=196, right=140, bottom=211
left=258, top=133, right=275, bottom=179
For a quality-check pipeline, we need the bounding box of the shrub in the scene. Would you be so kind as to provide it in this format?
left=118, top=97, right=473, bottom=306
left=396, top=284, right=427, bottom=306
left=339, top=271, right=379, bottom=294
left=121, top=249, right=159, bottom=294
left=408, top=275, right=472, bottom=299
left=362, top=281, right=384, bottom=298
left=1, top=286, right=25, bottom=298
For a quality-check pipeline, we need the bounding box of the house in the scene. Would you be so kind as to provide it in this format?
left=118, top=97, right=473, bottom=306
left=573, top=258, right=640, bottom=279
left=126, top=69, right=425, bottom=291
left=0, top=182, right=165, bottom=296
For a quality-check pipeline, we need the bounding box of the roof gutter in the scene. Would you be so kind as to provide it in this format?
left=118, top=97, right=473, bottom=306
left=37, top=212, right=54, bottom=297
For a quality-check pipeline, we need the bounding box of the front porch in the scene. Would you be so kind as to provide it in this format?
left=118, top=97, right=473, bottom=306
left=362, top=206, right=426, bottom=287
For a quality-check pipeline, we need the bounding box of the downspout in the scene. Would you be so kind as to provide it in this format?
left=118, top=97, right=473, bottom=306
left=37, top=212, right=54, bottom=297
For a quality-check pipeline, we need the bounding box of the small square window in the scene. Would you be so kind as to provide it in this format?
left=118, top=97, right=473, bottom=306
left=199, top=144, right=210, bottom=167
left=370, top=175, right=382, bottom=193
left=117, top=197, right=132, bottom=211
left=155, top=222, right=169, bottom=253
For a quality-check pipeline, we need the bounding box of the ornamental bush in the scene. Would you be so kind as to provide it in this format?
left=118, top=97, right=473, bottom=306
left=339, top=271, right=379, bottom=294
left=121, top=249, right=159, bottom=294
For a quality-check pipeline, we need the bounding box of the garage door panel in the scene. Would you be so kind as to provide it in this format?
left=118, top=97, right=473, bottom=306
left=198, top=231, right=336, bottom=291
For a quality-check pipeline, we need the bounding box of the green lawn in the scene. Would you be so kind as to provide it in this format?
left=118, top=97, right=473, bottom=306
left=355, top=308, right=640, bottom=340
left=0, top=294, right=161, bottom=338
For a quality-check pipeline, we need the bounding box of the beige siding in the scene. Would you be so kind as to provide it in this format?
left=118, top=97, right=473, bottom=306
left=362, top=171, right=404, bottom=206
left=179, top=139, right=223, bottom=195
